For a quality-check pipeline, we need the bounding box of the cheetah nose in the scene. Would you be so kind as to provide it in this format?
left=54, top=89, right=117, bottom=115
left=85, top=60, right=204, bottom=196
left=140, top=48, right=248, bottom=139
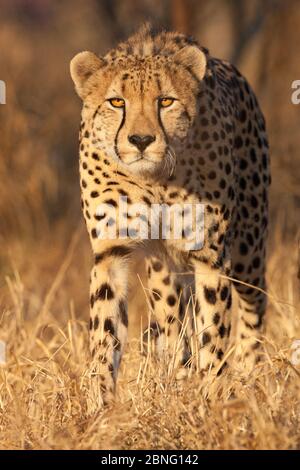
left=128, top=134, right=156, bottom=152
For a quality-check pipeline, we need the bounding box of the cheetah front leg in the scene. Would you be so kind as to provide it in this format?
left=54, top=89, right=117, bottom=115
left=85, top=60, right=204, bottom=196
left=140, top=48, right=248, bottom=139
left=144, top=255, right=192, bottom=373
left=87, top=245, right=131, bottom=410
left=192, top=258, right=232, bottom=375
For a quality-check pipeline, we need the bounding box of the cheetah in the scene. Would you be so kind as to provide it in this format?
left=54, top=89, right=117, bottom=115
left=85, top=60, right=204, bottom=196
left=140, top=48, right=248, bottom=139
left=70, top=24, right=270, bottom=406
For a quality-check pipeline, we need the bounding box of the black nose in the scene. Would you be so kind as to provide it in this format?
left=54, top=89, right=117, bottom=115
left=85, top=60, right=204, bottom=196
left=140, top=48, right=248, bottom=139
left=128, top=134, right=156, bottom=152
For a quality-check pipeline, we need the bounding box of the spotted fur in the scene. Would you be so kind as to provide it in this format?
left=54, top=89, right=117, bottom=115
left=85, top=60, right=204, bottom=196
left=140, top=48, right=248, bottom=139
left=70, top=25, right=270, bottom=406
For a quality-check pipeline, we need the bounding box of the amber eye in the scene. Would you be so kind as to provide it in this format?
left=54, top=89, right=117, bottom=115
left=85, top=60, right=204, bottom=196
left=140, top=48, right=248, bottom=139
left=109, top=98, right=125, bottom=108
left=160, top=97, right=175, bottom=108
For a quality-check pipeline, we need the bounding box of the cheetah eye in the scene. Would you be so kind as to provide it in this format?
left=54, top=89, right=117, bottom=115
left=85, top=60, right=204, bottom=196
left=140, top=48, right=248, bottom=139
left=109, top=98, right=125, bottom=108
left=159, top=97, right=175, bottom=108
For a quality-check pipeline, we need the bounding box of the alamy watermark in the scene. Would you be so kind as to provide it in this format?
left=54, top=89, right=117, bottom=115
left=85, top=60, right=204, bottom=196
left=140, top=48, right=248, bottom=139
left=94, top=197, right=205, bottom=251
left=0, top=80, right=6, bottom=104
left=0, top=340, right=6, bottom=365
left=290, top=340, right=300, bottom=366
left=291, top=80, right=300, bottom=105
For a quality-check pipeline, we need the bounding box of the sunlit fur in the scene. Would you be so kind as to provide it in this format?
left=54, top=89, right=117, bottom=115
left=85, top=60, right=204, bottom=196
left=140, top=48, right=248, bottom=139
left=72, top=25, right=207, bottom=179
left=70, top=24, right=270, bottom=408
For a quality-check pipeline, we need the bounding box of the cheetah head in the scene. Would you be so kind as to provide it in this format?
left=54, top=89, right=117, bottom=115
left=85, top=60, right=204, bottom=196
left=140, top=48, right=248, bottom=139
left=70, top=41, right=206, bottom=178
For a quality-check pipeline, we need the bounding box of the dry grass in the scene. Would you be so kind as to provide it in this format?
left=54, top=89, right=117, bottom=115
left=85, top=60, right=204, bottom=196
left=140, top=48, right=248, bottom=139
left=1, top=0, right=300, bottom=451
left=0, top=227, right=299, bottom=450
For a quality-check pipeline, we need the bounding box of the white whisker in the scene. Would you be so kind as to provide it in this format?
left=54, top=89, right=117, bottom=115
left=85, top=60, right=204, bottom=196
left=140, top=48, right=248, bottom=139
left=166, top=145, right=176, bottom=176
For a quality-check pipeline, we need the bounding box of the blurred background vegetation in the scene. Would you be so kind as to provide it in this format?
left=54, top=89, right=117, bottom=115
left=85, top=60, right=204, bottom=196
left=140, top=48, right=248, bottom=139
left=0, top=0, right=299, bottom=325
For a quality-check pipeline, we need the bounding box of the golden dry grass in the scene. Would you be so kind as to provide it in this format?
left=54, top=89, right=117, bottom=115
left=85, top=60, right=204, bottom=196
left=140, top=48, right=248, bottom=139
left=1, top=0, right=300, bottom=450
left=0, top=224, right=299, bottom=450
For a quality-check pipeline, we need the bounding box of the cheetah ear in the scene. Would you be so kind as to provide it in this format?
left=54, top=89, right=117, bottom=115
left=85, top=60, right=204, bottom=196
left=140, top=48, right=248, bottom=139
left=174, top=46, right=207, bottom=81
left=70, top=51, right=104, bottom=99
